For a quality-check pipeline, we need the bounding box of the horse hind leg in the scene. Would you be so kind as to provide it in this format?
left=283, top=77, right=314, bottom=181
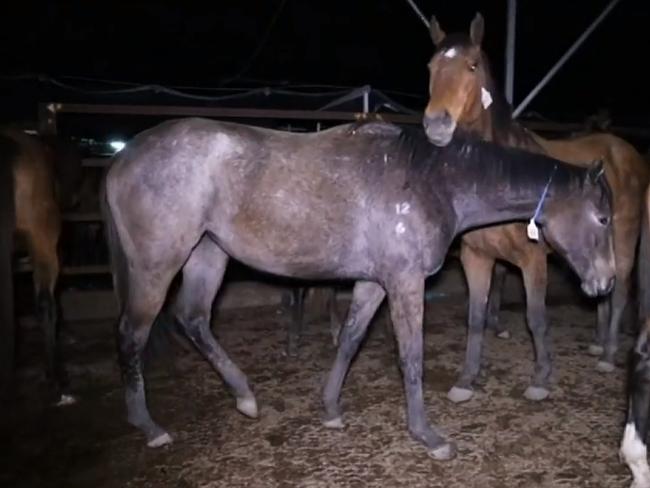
left=171, top=237, right=258, bottom=419
left=118, top=266, right=181, bottom=447
left=322, top=280, right=385, bottom=428
left=286, top=286, right=305, bottom=358
left=620, top=324, right=650, bottom=488
left=28, top=227, right=74, bottom=405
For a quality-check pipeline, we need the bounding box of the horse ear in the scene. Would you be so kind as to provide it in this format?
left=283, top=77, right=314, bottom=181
left=430, top=16, right=446, bottom=46
left=470, top=12, right=484, bottom=46
left=587, top=159, right=606, bottom=183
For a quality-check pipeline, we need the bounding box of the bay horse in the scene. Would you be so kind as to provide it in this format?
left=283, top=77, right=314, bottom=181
left=102, top=116, right=614, bottom=458
left=0, top=128, right=82, bottom=405
left=621, top=182, right=650, bottom=488
left=422, top=13, right=649, bottom=403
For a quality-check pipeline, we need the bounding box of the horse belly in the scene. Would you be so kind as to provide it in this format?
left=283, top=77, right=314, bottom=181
left=462, top=223, right=547, bottom=265
left=209, top=193, right=365, bottom=280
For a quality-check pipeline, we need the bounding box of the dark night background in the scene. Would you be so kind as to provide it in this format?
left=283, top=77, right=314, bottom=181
left=0, top=0, right=649, bottom=130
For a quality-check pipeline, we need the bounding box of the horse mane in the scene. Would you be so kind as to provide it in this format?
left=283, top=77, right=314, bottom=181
left=393, top=122, right=586, bottom=196
left=479, top=53, right=543, bottom=152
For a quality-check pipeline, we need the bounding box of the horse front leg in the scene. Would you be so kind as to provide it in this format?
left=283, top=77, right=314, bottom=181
left=486, top=262, right=511, bottom=339
left=521, top=254, right=552, bottom=401
left=597, top=273, right=631, bottom=372
left=387, top=274, right=456, bottom=460
left=594, top=222, right=637, bottom=373
left=448, top=245, right=495, bottom=403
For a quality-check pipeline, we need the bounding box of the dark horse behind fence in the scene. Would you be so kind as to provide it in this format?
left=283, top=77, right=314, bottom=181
left=0, top=128, right=83, bottom=405
left=102, top=117, right=614, bottom=459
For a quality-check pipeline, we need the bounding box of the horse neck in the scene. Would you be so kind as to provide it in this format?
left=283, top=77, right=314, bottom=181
left=448, top=148, right=576, bottom=234
left=460, top=102, right=544, bottom=154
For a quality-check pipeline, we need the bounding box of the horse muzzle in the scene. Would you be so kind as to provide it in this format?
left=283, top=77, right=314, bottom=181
left=423, top=111, right=456, bottom=147
left=581, top=275, right=615, bottom=297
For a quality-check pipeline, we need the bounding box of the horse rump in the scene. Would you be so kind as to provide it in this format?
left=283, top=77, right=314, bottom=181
left=100, top=177, right=189, bottom=370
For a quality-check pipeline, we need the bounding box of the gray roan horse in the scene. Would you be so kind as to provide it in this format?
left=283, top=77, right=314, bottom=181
left=102, top=117, right=615, bottom=459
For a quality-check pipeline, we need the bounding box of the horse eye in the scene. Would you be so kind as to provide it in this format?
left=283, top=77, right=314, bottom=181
left=469, top=62, right=478, bottom=72
left=598, top=216, right=610, bottom=226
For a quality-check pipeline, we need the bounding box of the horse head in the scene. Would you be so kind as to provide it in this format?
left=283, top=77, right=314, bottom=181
left=423, top=13, right=496, bottom=146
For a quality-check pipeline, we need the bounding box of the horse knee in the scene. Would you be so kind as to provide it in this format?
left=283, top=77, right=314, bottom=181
left=176, top=312, right=208, bottom=342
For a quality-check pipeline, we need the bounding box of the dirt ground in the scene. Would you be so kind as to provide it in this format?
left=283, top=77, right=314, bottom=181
left=0, top=291, right=639, bottom=488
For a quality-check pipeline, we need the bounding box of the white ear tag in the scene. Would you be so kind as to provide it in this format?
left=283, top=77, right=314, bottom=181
left=481, top=87, right=493, bottom=109
left=527, top=218, right=539, bottom=241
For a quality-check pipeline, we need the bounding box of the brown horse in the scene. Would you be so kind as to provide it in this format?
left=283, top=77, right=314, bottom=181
left=0, top=128, right=82, bottom=405
left=421, top=13, right=649, bottom=402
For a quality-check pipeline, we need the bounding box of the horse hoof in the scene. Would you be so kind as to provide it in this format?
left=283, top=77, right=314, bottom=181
left=237, top=396, right=259, bottom=418
left=524, top=386, right=549, bottom=401
left=55, top=394, right=77, bottom=407
left=322, top=416, right=345, bottom=429
left=588, top=344, right=604, bottom=356
left=448, top=386, right=473, bottom=403
left=596, top=361, right=615, bottom=373
left=147, top=432, right=173, bottom=448
left=496, top=330, right=511, bottom=340
left=428, top=441, right=457, bottom=461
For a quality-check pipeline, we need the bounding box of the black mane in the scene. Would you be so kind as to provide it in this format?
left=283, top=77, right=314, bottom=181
left=393, top=123, right=585, bottom=196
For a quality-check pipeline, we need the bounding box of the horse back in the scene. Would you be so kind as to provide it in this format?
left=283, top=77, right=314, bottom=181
left=534, top=132, right=649, bottom=212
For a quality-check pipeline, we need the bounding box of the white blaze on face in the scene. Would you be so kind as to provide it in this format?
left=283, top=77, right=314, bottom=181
left=481, top=87, right=493, bottom=109
left=443, top=48, right=457, bottom=59
left=620, top=422, right=650, bottom=488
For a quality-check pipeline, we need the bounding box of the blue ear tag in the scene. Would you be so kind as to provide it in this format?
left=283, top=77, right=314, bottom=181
left=527, top=218, right=539, bottom=241
left=527, top=164, right=557, bottom=243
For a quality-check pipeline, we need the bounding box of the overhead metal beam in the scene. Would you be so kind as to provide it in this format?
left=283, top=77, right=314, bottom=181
left=513, top=0, right=622, bottom=118
left=504, top=0, right=517, bottom=104
left=404, top=0, right=430, bottom=29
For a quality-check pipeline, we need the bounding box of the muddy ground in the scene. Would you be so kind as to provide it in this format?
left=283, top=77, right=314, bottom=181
left=0, top=289, right=639, bottom=488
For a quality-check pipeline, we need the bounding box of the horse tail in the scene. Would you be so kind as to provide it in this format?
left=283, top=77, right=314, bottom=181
left=100, top=173, right=129, bottom=313
left=0, top=134, right=18, bottom=391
